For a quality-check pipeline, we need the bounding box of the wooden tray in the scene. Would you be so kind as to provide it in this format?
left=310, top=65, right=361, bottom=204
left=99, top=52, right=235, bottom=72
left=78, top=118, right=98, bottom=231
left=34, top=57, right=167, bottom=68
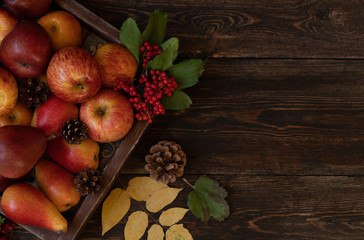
left=0, top=0, right=150, bottom=239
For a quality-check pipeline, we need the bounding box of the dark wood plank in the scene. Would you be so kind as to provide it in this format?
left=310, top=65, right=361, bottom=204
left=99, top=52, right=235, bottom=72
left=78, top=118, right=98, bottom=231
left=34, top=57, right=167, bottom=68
left=76, top=0, right=364, bottom=58
left=121, top=58, right=364, bottom=176
left=12, top=175, right=364, bottom=240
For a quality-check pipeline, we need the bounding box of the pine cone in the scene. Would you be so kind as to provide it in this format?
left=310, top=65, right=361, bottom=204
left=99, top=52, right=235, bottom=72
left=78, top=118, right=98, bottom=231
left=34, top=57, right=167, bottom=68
left=18, top=78, right=49, bottom=109
left=62, top=119, right=88, bottom=144
left=74, top=168, right=103, bottom=196
left=145, top=141, right=187, bottom=184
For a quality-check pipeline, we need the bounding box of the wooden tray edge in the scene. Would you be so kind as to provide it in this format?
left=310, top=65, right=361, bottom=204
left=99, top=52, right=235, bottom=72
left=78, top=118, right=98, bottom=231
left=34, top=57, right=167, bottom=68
left=1, top=1, right=150, bottom=239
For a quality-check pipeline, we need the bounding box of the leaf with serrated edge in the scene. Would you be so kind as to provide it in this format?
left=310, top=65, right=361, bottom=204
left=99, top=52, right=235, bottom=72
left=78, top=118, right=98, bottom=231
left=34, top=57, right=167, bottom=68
left=102, top=188, right=131, bottom=236
left=146, top=187, right=183, bottom=213
left=194, top=175, right=229, bottom=222
left=161, top=37, right=179, bottom=61
left=187, top=190, right=210, bottom=224
left=147, top=224, right=164, bottom=240
left=195, top=175, right=228, bottom=199
left=159, top=207, right=189, bottom=226
left=142, top=9, right=167, bottom=45
left=187, top=175, right=229, bottom=224
left=124, top=211, right=148, bottom=240
left=147, top=46, right=175, bottom=71
left=126, top=177, right=168, bottom=201
left=167, top=59, right=205, bottom=90
left=161, top=90, right=192, bottom=110
left=119, top=17, right=142, bottom=64
left=166, top=224, right=193, bottom=240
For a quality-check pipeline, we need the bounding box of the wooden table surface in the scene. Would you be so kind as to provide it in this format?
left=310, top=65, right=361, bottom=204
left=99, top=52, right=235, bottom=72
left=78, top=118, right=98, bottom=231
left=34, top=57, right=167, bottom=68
left=12, top=0, right=364, bottom=239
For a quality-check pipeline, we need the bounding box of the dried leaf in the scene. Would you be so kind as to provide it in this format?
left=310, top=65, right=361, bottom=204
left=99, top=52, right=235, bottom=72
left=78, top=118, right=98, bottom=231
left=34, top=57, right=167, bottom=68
left=166, top=224, right=193, bottom=240
left=127, top=176, right=168, bottom=201
left=147, top=224, right=164, bottom=240
left=146, top=187, right=183, bottom=213
left=102, top=188, right=131, bottom=236
left=159, top=207, right=189, bottom=226
left=187, top=175, right=229, bottom=224
left=124, top=211, right=149, bottom=240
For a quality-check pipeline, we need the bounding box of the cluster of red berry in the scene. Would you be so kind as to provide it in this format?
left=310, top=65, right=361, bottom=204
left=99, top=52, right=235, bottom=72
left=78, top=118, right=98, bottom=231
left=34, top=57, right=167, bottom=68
left=140, top=41, right=163, bottom=68
left=0, top=217, right=15, bottom=240
left=115, top=69, right=177, bottom=123
left=114, top=42, right=178, bottom=123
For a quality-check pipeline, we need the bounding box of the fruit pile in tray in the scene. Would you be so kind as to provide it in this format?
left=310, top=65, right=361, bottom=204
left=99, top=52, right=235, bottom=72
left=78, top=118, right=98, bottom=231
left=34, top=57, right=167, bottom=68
left=0, top=0, right=137, bottom=234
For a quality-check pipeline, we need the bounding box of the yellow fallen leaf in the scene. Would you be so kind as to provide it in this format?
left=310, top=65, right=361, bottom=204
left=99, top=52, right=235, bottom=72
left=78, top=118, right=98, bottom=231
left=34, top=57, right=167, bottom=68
left=102, top=188, right=130, bottom=236
left=147, top=224, right=164, bottom=240
left=124, top=211, right=148, bottom=240
left=159, top=207, right=189, bottom=226
left=146, top=187, right=183, bottom=213
left=127, top=176, right=168, bottom=201
left=166, top=224, right=193, bottom=240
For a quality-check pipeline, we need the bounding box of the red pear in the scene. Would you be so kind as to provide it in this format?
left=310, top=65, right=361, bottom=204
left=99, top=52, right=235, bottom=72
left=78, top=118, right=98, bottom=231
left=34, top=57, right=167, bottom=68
left=0, top=125, right=46, bottom=178
left=35, top=159, right=81, bottom=212
left=1, top=183, right=67, bottom=233
left=0, top=172, right=30, bottom=192
left=47, top=136, right=99, bottom=174
left=31, top=95, right=79, bottom=137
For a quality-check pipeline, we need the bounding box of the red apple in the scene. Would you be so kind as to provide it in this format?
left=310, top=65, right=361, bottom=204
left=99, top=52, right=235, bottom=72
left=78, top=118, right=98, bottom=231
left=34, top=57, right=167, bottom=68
left=4, top=0, right=53, bottom=19
left=47, top=47, right=102, bottom=103
left=0, top=21, right=52, bottom=78
left=0, top=8, right=19, bottom=44
left=31, top=95, right=79, bottom=137
left=94, top=43, right=138, bottom=88
left=0, top=67, right=18, bottom=116
left=80, top=89, right=134, bottom=142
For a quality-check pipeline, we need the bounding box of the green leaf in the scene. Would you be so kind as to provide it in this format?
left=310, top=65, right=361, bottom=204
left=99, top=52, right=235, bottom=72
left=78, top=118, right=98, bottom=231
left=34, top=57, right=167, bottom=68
left=119, top=17, right=142, bottom=64
left=168, top=59, right=205, bottom=89
left=186, top=176, right=230, bottom=224
left=187, top=191, right=210, bottom=224
left=147, top=46, right=175, bottom=71
left=142, top=9, right=168, bottom=45
left=161, top=90, right=192, bottom=110
left=161, top=37, right=179, bottom=61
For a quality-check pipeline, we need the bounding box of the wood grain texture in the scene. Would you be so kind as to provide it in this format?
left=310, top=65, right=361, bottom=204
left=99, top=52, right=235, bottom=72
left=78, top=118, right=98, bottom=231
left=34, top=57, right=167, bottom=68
left=6, top=0, right=364, bottom=239
left=12, top=175, right=364, bottom=240
left=121, top=58, right=364, bottom=176
left=76, top=0, right=364, bottom=58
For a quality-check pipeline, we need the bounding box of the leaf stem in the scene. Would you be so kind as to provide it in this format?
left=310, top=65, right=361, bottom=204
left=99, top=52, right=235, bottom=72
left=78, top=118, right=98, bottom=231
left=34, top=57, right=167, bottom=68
left=183, top=178, right=195, bottom=189
left=134, top=198, right=169, bottom=230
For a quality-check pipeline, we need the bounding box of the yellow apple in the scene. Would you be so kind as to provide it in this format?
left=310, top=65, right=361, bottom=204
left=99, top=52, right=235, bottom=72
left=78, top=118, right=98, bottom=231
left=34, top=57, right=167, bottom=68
left=38, top=11, right=83, bottom=52
left=0, top=67, right=18, bottom=116
left=0, top=102, right=32, bottom=127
